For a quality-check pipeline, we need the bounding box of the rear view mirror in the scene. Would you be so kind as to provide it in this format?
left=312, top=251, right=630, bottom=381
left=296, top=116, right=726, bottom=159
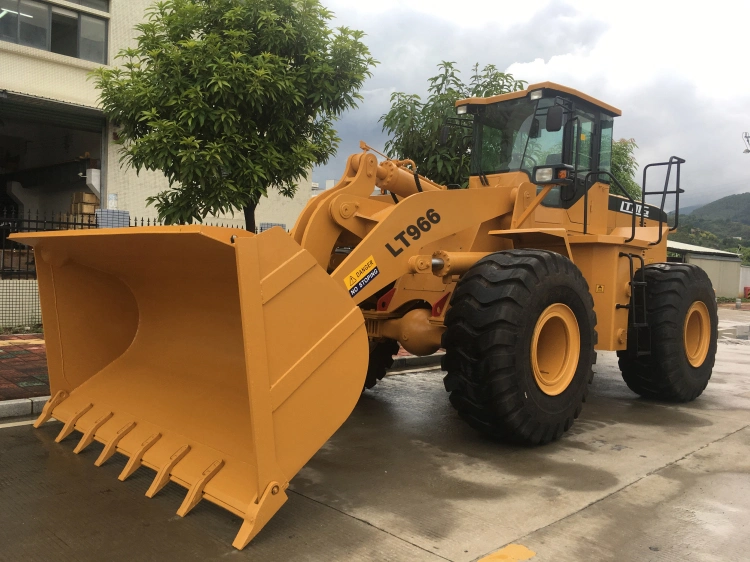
left=546, top=106, right=564, bottom=132
left=439, top=125, right=450, bottom=146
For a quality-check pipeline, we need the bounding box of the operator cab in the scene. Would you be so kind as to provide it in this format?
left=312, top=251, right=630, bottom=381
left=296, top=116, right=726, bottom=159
left=455, top=82, right=620, bottom=209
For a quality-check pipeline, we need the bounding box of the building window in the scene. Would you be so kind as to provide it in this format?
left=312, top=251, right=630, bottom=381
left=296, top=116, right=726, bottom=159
left=0, top=0, right=107, bottom=63
left=79, top=12, right=104, bottom=62
left=73, top=0, right=108, bottom=11
left=0, top=0, right=18, bottom=43
left=51, top=7, right=78, bottom=58
left=19, top=0, right=47, bottom=50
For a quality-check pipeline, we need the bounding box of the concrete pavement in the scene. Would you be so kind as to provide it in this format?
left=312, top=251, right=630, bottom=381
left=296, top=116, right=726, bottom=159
left=0, top=335, right=748, bottom=560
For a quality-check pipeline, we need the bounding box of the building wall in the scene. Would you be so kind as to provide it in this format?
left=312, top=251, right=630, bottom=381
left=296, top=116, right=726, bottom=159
left=685, top=255, right=742, bottom=298
left=2, top=0, right=310, bottom=229
left=0, top=0, right=150, bottom=106
left=740, top=266, right=750, bottom=298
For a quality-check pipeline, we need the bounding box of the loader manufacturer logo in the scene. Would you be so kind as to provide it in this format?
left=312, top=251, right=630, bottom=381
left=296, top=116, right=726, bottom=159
left=345, top=255, right=380, bottom=297
left=618, top=201, right=650, bottom=219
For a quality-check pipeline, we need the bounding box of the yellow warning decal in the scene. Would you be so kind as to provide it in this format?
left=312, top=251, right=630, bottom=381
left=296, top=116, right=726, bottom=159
left=344, top=255, right=380, bottom=297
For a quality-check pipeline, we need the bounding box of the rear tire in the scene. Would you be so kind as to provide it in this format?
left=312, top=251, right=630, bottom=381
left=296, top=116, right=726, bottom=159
left=364, top=340, right=399, bottom=390
left=618, top=263, right=717, bottom=402
left=442, top=250, right=597, bottom=445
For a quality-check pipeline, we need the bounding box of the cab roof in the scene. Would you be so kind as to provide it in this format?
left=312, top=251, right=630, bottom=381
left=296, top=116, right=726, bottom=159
left=456, top=81, right=622, bottom=117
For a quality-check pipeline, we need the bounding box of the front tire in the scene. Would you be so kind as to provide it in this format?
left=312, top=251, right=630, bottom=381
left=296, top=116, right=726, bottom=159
left=442, top=250, right=597, bottom=445
left=364, top=340, right=399, bottom=390
left=618, top=263, right=717, bottom=402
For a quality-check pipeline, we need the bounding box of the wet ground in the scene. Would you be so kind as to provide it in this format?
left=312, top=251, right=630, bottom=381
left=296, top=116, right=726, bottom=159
left=1, top=337, right=749, bottom=561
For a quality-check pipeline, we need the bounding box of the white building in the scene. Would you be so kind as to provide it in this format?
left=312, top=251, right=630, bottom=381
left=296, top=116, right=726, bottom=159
left=0, top=0, right=310, bottom=230
left=668, top=241, right=743, bottom=298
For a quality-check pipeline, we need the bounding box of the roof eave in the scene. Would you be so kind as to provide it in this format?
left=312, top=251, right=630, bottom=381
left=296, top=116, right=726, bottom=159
left=455, top=81, right=622, bottom=117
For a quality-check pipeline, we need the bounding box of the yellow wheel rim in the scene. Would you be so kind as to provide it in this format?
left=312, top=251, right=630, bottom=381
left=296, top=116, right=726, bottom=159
left=684, top=301, right=710, bottom=368
left=531, top=304, right=581, bottom=396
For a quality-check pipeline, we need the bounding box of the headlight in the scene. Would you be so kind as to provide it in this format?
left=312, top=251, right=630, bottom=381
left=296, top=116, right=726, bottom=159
left=529, top=90, right=543, bottom=100
left=456, top=105, right=468, bottom=115
left=535, top=167, right=554, bottom=183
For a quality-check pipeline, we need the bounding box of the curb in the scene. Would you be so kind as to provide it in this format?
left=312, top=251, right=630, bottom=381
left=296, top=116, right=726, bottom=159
left=390, top=351, right=444, bottom=372
left=0, top=396, right=49, bottom=421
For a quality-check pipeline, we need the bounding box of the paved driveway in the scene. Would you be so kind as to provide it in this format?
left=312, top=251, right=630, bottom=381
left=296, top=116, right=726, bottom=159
left=1, top=341, right=749, bottom=561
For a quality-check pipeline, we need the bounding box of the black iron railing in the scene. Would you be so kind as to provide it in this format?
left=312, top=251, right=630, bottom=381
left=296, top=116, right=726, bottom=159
left=641, top=156, right=685, bottom=245
left=0, top=208, right=259, bottom=329
left=583, top=170, right=639, bottom=242
left=581, top=156, right=685, bottom=245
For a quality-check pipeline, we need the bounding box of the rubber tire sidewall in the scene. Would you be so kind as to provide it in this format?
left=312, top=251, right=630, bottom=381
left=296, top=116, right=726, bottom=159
left=618, top=263, right=718, bottom=402
left=508, top=282, right=595, bottom=421
left=364, top=340, right=399, bottom=390
left=649, top=264, right=717, bottom=400
left=443, top=250, right=597, bottom=444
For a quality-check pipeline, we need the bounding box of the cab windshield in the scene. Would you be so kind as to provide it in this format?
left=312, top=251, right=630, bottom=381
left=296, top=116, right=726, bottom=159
left=470, top=97, right=564, bottom=178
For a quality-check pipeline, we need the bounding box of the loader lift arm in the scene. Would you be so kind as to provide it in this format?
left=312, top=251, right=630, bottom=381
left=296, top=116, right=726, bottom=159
left=293, top=149, right=517, bottom=306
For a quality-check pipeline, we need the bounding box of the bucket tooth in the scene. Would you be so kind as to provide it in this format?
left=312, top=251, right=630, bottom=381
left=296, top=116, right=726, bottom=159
left=233, top=482, right=288, bottom=550
left=55, top=403, right=93, bottom=443
left=176, top=459, right=225, bottom=517
left=34, top=390, right=67, bottom=428
left=145, top=444, right=191, bottom=498
left=118, top=433, right=161, bottom=481
left=73, top=412, right=113, bottom=454
left=95, top=421, right=136, bottom=467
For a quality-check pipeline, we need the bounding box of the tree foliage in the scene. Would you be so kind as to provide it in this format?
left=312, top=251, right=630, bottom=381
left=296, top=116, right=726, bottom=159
left=611, top=138, right=642, bottom=201
left=92, top=0, right=376, bottom=229
left=380, top=62, right=526, bottom=187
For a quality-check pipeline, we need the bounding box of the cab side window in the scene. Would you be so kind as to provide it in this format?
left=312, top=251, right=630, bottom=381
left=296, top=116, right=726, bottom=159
left=574, top=109, right=595, bottom=173
left=599, top=115, right=614, bottom=178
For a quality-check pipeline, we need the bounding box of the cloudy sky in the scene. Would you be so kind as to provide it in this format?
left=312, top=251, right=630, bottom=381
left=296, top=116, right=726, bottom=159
left=312, top=0, right=750, bottom=208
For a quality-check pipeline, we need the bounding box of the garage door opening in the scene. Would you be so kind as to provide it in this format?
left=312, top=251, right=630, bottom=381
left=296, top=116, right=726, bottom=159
left=0, top=94, right=105, bottom=218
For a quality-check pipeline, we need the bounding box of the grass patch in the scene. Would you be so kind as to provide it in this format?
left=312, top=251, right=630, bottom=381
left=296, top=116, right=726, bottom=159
left=717, top=297, right=750, bottom=304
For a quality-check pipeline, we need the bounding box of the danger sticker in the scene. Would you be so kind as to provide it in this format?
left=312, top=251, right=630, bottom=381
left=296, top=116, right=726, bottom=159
left=345, top=255, right=380, bottom=297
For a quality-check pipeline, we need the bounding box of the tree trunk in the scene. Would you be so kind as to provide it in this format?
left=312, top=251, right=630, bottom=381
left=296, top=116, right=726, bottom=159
left=243, top=201, right=257, bottom=233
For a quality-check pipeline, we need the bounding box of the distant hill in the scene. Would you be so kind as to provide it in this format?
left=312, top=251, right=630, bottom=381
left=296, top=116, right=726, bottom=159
left=668, top=192, right=750, bottom=264
left=690, top=192, right=750, bottom=225
left=669, top=203, right=703, bottom=218
left=679, top=204, right=703, bottom=216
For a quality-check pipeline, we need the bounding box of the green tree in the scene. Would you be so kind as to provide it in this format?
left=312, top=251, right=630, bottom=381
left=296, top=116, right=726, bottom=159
left=92, top=0, right=376, bottom=230
left=380, top=62, right=526, bottom=187
left=611, top=138, right=641, bottom=201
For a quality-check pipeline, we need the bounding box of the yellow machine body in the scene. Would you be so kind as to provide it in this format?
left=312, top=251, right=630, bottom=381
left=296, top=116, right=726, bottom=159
left=10, top=82, right=688, bottom=548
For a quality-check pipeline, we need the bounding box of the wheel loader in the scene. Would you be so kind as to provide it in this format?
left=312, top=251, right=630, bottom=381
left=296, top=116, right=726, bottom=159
left=10, top=82, right=718, bottom=549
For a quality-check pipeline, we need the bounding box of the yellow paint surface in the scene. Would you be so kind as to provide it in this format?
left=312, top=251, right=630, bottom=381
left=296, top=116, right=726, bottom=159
left=479, top=544, right=536, bottom=561
left=0, top=339, right=45, bottom=347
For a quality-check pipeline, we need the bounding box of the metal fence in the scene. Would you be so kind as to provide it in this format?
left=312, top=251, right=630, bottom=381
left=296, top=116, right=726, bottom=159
left=1, top=209, right=99, bottom=330
left=0, top=209, right=253, bottom=330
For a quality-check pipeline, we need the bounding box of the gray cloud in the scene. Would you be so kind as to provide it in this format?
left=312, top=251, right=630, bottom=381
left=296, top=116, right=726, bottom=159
left=313, top=1, right=750, bottom=213
left=313, top=1, right=608, bottom=184
left=604, top=76, right=750, bottom=209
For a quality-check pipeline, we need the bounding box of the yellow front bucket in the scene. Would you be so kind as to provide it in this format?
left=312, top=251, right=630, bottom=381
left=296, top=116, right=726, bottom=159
left=10, top=226, right=368, bottom=549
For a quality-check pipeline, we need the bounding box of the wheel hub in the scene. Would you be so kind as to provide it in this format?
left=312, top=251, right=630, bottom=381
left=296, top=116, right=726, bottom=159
left=684, top=301, right=710, bottom=368
left=531, top=304, right=581, bottom=396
